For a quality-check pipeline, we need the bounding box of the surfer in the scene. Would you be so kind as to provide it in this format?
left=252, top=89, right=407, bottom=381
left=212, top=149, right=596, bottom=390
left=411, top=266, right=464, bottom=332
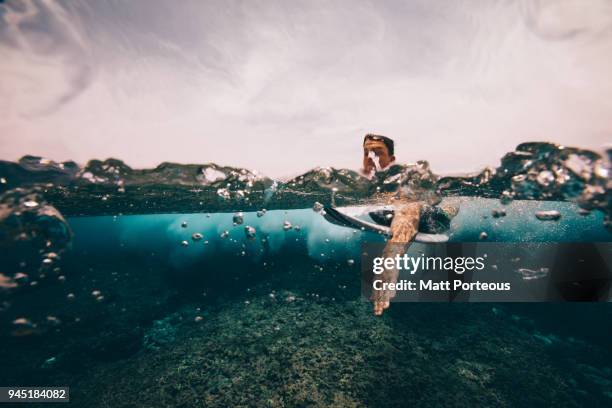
left=362, top=134, right=396, bottom=176
left=361, top=134, right=458, bottom=315
left=362, top=134, right=418, bottom=314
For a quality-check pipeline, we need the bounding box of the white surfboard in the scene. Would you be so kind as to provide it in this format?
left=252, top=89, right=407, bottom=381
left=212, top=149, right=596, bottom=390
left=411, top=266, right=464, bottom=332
left=322, top=206, right=449, bottom=243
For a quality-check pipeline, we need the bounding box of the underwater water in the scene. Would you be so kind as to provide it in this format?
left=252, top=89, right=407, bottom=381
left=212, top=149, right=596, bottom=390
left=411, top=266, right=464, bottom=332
left=0, top=142, right=611, bottom=406
left=1, top=197, right=611, bottom=407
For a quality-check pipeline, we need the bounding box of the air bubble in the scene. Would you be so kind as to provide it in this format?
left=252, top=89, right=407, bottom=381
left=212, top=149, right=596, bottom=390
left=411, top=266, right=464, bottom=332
left=46, top=316, right=61, bottom=326
left=518, top=267, right=549, bottom=281
left=244, top=225, right=256, bottom=239
left=492, top=209, right=506, bottom=218
left=313, top=202, right=324, bottom=212
left=535, top=210, right=561, bottom=221
left=233, top=212, right=244, bottom=225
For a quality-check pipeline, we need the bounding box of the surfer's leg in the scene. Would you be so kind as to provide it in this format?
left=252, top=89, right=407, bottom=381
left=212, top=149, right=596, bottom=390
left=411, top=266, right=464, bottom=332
left=389, top=202, right=422, bottom=243
left=372, top=202, right=421, bottom=315
left=372, top=242, right=402, bottom=315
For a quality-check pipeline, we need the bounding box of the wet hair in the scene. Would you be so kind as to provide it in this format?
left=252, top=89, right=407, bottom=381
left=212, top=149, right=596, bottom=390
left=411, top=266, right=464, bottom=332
left=363, top=134, right=394, bottom=156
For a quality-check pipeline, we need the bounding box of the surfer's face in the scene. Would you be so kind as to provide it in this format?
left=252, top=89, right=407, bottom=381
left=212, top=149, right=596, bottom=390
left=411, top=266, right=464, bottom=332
left=363, top=140, right=394, bottom=174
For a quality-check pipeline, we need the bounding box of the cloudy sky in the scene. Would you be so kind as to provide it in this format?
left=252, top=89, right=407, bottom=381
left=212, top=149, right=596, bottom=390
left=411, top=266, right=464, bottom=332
left=1, top=0, right=611, bottom=178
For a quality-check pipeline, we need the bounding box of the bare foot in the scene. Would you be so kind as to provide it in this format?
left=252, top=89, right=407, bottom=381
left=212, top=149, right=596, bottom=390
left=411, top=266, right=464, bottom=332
left=373, top=300, right=390, bottom=316
left=371, top=265, right=398, bottom=315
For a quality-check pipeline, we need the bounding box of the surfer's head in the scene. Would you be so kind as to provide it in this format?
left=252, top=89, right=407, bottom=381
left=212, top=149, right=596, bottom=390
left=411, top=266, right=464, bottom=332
left=363, top=134, right=395, bottom=175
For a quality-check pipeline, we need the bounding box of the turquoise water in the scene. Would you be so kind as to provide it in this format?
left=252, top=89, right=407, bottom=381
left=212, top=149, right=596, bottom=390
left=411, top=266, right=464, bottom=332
left=67, top=197, right=611, bottom=258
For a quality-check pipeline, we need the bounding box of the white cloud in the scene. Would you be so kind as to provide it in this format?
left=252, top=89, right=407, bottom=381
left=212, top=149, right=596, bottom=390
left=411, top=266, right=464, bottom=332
left=0, top=0, right=611, bottom=178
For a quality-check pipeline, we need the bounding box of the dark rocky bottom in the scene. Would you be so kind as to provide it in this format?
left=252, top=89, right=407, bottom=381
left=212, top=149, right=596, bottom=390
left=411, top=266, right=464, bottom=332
left=41, top=294, right=610, bottom=408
